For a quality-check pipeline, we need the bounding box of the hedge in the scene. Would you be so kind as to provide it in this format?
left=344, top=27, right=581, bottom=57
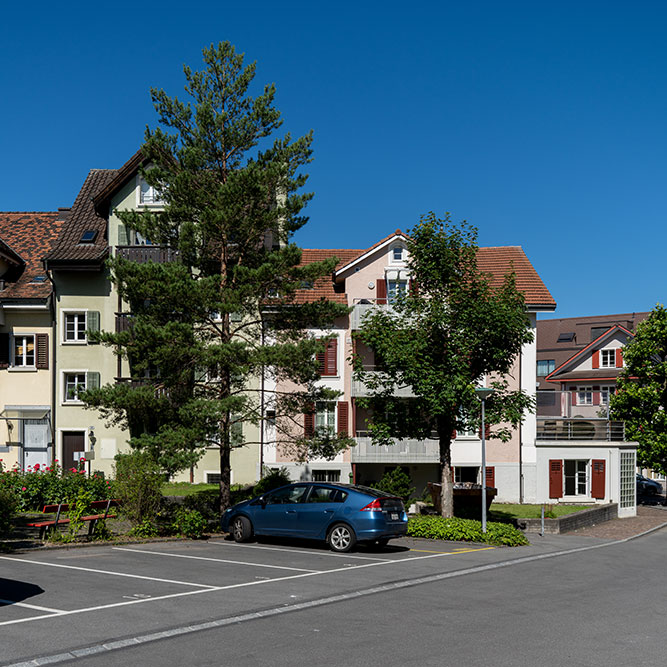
left=407, top=515, right=529, bottom=547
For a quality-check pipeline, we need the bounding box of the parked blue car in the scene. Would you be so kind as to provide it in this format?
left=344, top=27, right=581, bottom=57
left=221, top=482, right=408, bottom=552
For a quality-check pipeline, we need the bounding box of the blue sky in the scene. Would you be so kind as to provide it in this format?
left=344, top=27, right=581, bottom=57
left=2, top=1, right=666, bottom=319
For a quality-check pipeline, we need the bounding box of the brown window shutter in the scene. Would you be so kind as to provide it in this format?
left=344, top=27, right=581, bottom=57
left=337, top=401, right=348, bottom=436
left=409, top=279, right=419, bottom=296
left=36, top=333, right=49, bottom=369
left=592, top=350, right=600, bottom=369
left=0, top=333, right=9, bottom=368
left=549, top=459, right=563, bottom=498
left=571, top=390, right=577, bottom=406
left=316, top=347, right=326, bottom=375
left=592, top=388, right=600, bottom=405
left=325, top=338, right=337, bottom=376
left=451, top=429, right=457, bottom=440
left=485, top=466, right=495, bottom=488
left=478, top=423, right=491, bottom=439
left=591, top=459, right=605, bottom=499
left=616, top=348, right=623, bottom=368
left=376, top=279, right=387, bottom=304
left=304, top=407, right=314, bottom=438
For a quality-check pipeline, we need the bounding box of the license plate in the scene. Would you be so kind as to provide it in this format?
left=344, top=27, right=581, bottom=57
left=391, top=513, right=399, bottom=521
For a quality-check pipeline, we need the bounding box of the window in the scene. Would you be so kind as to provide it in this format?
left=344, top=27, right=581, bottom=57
left=79, top=229, right=97, bottom=243
left=600, top=385, right=615, bottom=405
left=591, top=326, right=610, bottom=341
left=315, top=402, right=336, bottom=436
left=206, top=473, right=222, bottom=484
left=64, top=373, right=87, bottom=402
left=557, top=332, right=575, bottom=342
left=564, top=459, right=588, bottom=496
left=13, top=335, right=35, bottom=367
left=454, top=466, right=479, bottom=483
left=387, top=280, right=407, bottom=304
left=307, top=485, right=346, bottom=502
left=600, top=349, right=616, bottom=368
left=312, top=470, right=341, bottom=483
left=138, top=177, right=165, bottom=205
left=577, top=386, right=592, bottom=405
left=265, top=485, right=308, bottom=504
left=391, top=245, right=404, bottom=262
left=64, top=313, right=87, bottom=342
left=537, top=359, right=555, bottom=377
left=620, top=451, right=635, bottom=509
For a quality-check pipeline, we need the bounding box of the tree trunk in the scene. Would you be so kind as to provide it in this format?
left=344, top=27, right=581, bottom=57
left=438, top=418, right=454, bottom=518
left=219, top=443, right=231, bottom=515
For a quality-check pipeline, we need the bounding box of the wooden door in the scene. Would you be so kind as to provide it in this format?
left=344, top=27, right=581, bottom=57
left=62, top=431, right=85, bottom=472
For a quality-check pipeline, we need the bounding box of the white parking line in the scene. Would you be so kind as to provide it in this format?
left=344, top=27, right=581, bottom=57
left=0, top=548, right=474, bottom=628
left=0, top=599, right=64, bottom=613
left=112, top=547, right=321, bottom=573
left=209, top=540, right=393, bottom=562
left=0, top=555, right=216, bottom=589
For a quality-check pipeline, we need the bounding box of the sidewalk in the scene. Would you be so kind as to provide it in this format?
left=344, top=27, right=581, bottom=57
left=565, top=504, right=667, bottom=540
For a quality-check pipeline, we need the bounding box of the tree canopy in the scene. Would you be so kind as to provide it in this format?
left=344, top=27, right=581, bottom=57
left=83, top=42, right=352, bottom=512
left=353, top=213, right=534, bottom=517
left=611, top=304, right=667, bottom=476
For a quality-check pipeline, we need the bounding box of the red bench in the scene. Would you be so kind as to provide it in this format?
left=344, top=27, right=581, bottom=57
left=27, top=499, right=121, bottom=539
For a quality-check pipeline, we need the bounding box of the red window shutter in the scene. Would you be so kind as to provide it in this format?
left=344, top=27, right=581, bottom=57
left=409, top=279, right=419, bottom=296
left=451, top=429, right=457, bottom=440
left=485, top=466, right=495, bottom=488
left=36, top=333, right=49, bottom=370
left=478, top=423, right=491, bottom=439
left=325, top=338, right=337, bottom=376
left=616, top=348, right=623, bottom=368
left=571, top=390, right=577, bottom=406
left=592, top=350, right=600, bottom=369
left=591, top=459, right=606, bottom=499
left=376, top=279, right=387, bottom=304
left=0, top=333, right=9, bottom=368
left=337, top=401, right=348, bottom=436
left=592, top=386, right=600, bottom=405
left=304, top=407, right=314, bottom=438
left=549, top=460, right=563, bottom=498
left=316, top=347, right=325, bottom=375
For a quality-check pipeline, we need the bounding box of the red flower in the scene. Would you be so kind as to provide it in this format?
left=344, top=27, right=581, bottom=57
left=21, top=486, right=26, bottom=491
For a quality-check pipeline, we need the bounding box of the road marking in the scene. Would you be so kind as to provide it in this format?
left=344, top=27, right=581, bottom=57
left=0, top=599, right=64, bottom=613
left=209, top=540, right=392, bottom=561
left=0, top=555, right=217, bottom=589
left=407, top=547, right=494, bottom=555
left=112, top=547, right=321, bottom=573
left=5, top=532, right=658, bottom=665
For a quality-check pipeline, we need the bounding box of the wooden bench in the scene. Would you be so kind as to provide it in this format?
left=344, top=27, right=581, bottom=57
left=27, top=499, right=121, bottom=539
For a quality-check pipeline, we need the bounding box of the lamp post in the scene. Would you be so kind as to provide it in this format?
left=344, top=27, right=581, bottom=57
left=475, top=386, right=495, bottom=533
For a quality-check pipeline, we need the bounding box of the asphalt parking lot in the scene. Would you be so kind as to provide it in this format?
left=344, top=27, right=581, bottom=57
left=0, top=531, right=656, bottom=666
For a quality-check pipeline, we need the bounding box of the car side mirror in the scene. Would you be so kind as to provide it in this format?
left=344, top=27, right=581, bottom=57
left=260, top=496, right=267, bottom=508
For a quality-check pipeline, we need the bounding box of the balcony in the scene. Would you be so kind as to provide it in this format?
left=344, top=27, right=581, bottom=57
left=351, top=435, right=439, bottom=463
left=536, top=390, right=627, bottom=442
left=116, top=245, right=178, bottom=264
left=351, top=372, right=415, bottom=398
left=350, top=299, right=395, bottom=330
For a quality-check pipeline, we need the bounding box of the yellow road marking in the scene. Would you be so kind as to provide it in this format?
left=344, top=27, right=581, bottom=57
left=408, top=546, right=495, bottom=555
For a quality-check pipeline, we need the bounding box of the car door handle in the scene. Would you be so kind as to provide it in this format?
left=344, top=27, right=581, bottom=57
left=324, top=509, right=334, bottom=513
left=286, top=510, right=297, bottom=514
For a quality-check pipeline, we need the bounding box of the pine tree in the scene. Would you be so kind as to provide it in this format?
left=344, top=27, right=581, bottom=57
left=84, top=42, right=351, bottom=513
left=353, top=213, right=534, bottom=517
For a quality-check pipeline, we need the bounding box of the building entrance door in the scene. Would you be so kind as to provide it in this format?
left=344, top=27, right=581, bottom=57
left=23, top=419, right=50, bottom=469
left=62, top=431, right=85, bottom=471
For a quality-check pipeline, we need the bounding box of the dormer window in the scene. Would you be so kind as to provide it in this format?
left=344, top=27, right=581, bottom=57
left=391, top=245, right=405, bottom=263
left=600, top=349, right=616, bottom=368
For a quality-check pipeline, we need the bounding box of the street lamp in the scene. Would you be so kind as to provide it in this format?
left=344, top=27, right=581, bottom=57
left=475, top=386, right=495, bottom=533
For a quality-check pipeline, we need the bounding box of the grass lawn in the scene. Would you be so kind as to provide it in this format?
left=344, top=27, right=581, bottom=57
left=163, top=482, right=218, bottom=496
left=489, top=503, right=590, bottom=520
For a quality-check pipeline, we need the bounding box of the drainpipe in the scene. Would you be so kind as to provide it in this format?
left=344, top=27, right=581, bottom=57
left=44, top=260, right=57, bottom=466
left=519, top=349, right=523, bottom=503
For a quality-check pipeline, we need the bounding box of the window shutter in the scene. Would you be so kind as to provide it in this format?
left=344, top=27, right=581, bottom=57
left=616, top=348, right=623, bottom=368
left=409, top=279, right=419, bottom=296
left=549, top=459, right=563, bottom=498
left=337, top=401, right=349, bottom=436
left=451, top=429, right=457, bottom=440
left=326, top=338, right=337, bottom=376
left=485, top=466, right=495, bottom=488
left=86, top=371, right=100, bottom=390
left=117, top=224, right=129, bottom=246
left=591, top=459, right=606, bottom=499
left=478, top=423, right=491, bottom=439
left=592, top=350, right=600, bottom=369
left=376, top=279, right=387, bottom=304
left=0, top=332, right=10, bottom=368
left=304, top=406, right=314, bottom=438
left=592, top=386, right=600, bottom=405
left=316, top=344, right=326, bottom=376
left=571, top=390, right=577, bottom=406
left=35, top=333, right=49, bottom=369
left=87, top=311, right=100, bottom=344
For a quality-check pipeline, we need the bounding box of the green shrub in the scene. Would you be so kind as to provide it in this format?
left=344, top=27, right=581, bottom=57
left=375, top=467, right=415, bottom=505
left=0, top=486, right=17, bottom=536
left=172, top=508, right=207, bottom=539
left=182, top=489, right=220, bottom=521
left=253, top=467, right=291, bottom=497
left=129, top=518, right=159, bottom=538
left=407, top=515, right=529, bottom=547
left=113, top=451, right=164, bottom=526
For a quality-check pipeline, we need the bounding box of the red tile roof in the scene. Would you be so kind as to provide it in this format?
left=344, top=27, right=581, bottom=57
left=0, top=212, right=64, bottom=299
left=293, top=249, right=362, bottom=304
left=45, top=169, right=117, bottom=265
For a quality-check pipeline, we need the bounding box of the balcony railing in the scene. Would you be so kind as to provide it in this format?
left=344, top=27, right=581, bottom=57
left=351, top=373, right=415, bottom=398
left=350, top=299, right=395, bottom=330
left=351, top=435, right=440, bottom=463
left=116, top=245, right=178, bottom=264
left=536, top=390, right=626, bottom=441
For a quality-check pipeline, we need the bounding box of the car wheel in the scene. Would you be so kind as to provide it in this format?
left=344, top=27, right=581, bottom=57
left=231, top=515, right=253, bottom=543
left=328, top=523, right=356, bottom=553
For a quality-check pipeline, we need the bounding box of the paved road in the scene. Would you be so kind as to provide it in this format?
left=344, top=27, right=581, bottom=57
left=1, top=528, right=665, bottom=666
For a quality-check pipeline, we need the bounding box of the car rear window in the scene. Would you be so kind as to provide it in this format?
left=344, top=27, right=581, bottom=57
left=307, top=486, right=348, bottom=503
